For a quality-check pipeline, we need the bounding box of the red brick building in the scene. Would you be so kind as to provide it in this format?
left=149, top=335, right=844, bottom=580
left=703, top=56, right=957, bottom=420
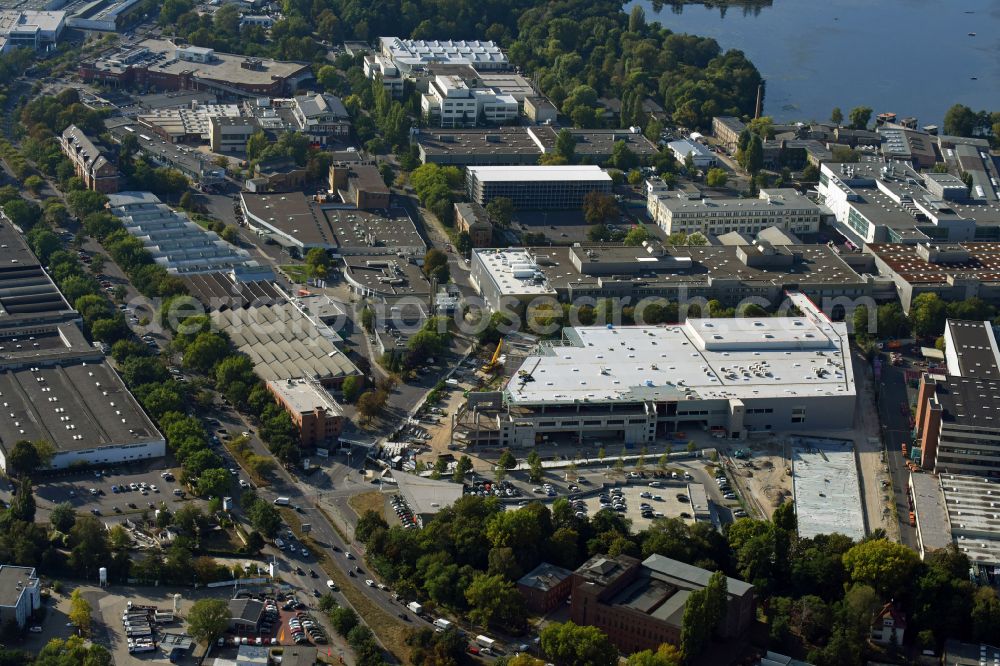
left=266, top=378, right=344, bottom=447
left=517, top=562, right=573, bottom=613
left=569, top=554, right=755, bottom=654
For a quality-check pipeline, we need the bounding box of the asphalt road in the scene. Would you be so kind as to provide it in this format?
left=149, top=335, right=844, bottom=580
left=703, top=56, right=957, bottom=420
left=877, top=360, right=918, bottom=548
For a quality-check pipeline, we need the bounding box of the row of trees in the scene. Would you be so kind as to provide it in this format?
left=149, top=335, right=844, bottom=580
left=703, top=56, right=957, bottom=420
left=853, top=294, right=996, bottom=341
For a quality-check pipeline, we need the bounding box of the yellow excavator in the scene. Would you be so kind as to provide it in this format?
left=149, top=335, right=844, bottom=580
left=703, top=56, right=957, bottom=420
left=481, top=339, right=503, bottom=373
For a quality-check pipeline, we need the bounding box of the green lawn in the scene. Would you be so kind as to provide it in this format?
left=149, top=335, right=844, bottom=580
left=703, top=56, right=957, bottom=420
left=280, top=264, right=309, bottom=283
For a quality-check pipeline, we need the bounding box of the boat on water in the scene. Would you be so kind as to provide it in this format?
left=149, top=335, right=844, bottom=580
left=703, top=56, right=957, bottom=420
left=969, top=32, right=977, bottom=36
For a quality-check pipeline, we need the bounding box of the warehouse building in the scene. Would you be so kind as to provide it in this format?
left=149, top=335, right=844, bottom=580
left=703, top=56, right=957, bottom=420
left=379, top=37, right=508, bottom=73
left=66, top=0, right=144, bottom=31
left=470, top=241, right=888, bottom=313
left=80, top=39, right=312, bottom=97
left=212, top=303, right=360, bottom=387
left=0, top=211, right=165, bottom=472
left=569, top=554, right=754, bottom=654
left=414, top=126, right=657, bottom=166
left=466, top=165, right=612, bottom=209
left=865, top=242, right=1000, bottom=313
left=108, top=192, right=259, bottom=275
left=241, top=192, right=422, bottom=257
left=459, top=293, right=854, bottom=447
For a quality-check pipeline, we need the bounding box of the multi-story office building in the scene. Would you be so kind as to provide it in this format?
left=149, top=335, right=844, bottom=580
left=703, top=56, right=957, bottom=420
left=209, top=116, right=257, bottom=153
left=818, top=161, right=1000, bottom=245
left=0, top=566, right=40, bottom=630
left=470, top=240, right=892, bottom=317
left=60, top=125, right=119, bottom=193
left=916, top=319, right=1000, bottom=476
left=363, top=54, right=404, bottom=97
left=457, top=293, right=855, bottom=447
left=466, top=165, right=612, bottom=209
left=569, top=555, right=754, bottom=654
left=648, top=187, right=821, bottom=237
left=0, top=11, right=64, bottom=52
left=420, top=74, right=517, bottom=127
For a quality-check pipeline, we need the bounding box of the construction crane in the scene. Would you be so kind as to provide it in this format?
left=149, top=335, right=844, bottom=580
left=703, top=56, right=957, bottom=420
left=481, top=339, right=503, bottom=373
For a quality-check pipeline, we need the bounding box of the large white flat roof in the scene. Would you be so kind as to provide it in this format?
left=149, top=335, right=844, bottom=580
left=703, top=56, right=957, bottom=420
left=792, top=437, right=866, bottom=541
left=474, top=248, right=557, bottom=297
left=507, top=317, right=854, bottom=404
left=467, top=165, right=611, bottom=183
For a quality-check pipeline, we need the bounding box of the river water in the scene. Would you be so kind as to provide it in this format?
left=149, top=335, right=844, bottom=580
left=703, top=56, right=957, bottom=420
left=628, top=0, right=1000, bottom=125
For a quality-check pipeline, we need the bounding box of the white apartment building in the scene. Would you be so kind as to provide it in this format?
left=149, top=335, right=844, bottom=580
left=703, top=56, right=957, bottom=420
left=648, top=188, right=822, bottom=237
left=420, top=75, right=517, bottom=127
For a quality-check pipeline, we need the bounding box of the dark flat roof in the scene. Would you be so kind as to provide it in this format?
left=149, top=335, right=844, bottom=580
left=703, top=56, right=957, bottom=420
left=0, top=565, right=35, bottom=608
left=947, top=319, right=1000, bottom=379
left=935, top=375, right=1000, bottom=427
left=323, top=208, right=423, bottom=250
left=0, top=359, right=161, bottom=455
left=0, top=220, right=74, bottom=329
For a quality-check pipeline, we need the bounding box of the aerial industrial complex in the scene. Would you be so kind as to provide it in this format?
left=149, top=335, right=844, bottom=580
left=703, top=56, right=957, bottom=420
left=0, top=216, right=163, bottom=472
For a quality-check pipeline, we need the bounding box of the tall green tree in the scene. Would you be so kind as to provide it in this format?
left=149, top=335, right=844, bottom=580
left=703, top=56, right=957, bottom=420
left=540, top=621, right=618, bottom=666
left=186, top=598, right=230, bottom=645
left=848, top=106, right=873, bottom=130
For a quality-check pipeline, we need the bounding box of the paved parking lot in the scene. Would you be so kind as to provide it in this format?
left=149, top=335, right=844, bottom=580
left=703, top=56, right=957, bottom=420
left=577, top=482, right=695, bottom=531
left=16, top=461, right=210, bottom=522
